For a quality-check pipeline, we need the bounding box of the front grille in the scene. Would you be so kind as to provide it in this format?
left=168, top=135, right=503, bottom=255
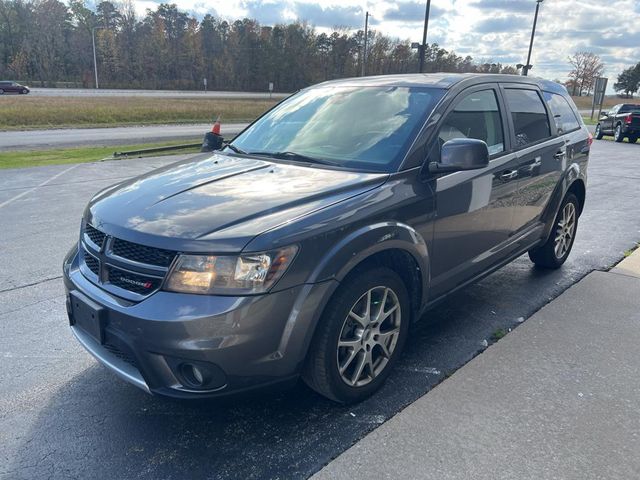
left=107, top=266, right=163, bottom=296
left=103, top=343, right=137, bottom=367
left=84, top=251, right=100, bottom=276
left=112, top=237, right=176, bottom=267
left=80, top=224, right=174, bottom=299
left=85, top=224, right=106, bottom=247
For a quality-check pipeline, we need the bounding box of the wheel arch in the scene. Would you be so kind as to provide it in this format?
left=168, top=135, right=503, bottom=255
left=306, top=221, right=430, bottom=317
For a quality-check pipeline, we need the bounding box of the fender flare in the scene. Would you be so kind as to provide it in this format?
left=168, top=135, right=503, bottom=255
left=540, top=163, right=585, bottom=243
left=307, top=221, right=430, bottom=291
left=278, top=222, right=431, bottom=368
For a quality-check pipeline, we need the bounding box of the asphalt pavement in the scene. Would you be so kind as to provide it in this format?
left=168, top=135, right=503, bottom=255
left=1, top=139, right=639, bottom=479
left=0, top=124, right=248, bottom=151
left=314, top=254, right=640, bottom=479
left=26, top=88, right=289, bottom=99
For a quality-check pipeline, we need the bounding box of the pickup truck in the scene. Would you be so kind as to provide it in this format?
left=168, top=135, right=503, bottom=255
left=595, top=103, right=640, bottom=143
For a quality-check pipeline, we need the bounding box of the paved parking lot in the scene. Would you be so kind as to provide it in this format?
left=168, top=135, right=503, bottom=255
left=1, top=140, right=639, bottom=479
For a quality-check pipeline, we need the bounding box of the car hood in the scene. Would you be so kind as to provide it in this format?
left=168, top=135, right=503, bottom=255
left=87, top=153, right=388, bottom=252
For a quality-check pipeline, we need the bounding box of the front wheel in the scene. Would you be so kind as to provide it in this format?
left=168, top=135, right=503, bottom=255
left=303, top=266, right=410, bottom=403
left=614, top=124, right=624, bottom=142
left=21, top=89, right=28, bottom=94
left=594, top=123, right=604, bottom=140
left=529, top=193, right=579, bottom=269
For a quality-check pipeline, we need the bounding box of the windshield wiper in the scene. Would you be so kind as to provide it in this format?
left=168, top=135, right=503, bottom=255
left=247, top=151, right=338, bottom=166
left=225, top=143, right=248, bottom=155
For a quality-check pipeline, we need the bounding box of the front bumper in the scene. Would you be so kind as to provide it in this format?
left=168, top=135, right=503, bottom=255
left=63, top=246, right=336, bottom=398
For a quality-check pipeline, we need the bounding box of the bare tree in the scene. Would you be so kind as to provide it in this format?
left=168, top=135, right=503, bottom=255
left=567, top=51, right=604, bottom=96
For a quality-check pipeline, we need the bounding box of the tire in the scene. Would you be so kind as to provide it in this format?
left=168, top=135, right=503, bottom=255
left=0, top=89, right=4, bottom=95
left=528, top=193, right=579, bottom=269
left=594, top=123, right=604, bottom=140
left=629, top=135, right=638, bottom=144
left=21, top=89, right=28, bottom=94
left=614, top=124, right=624, bottom=142
left=303, top=266, right=410, bottom=403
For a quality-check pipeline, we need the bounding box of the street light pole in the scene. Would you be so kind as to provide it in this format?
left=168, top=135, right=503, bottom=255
left=418, top=0, right=431, bottom=73
left=92, top=26, right=105, bottom=89
left=523, top=0, right=543, bottom=76
left=361, top=11, right=370, bottom=77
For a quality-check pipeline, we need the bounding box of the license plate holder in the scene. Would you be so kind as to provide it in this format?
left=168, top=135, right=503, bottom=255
left=69, top=291, right=106, bottom=344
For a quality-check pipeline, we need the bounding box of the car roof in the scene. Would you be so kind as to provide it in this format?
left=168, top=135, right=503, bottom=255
left=315, top=73, right=567, bottom=95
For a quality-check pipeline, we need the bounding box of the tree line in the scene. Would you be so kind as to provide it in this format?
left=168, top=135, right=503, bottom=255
left=0, top=0, right=518, bottom=91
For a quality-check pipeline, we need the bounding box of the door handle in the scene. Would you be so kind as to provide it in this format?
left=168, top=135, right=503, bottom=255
left=554, top=151, right=566, bottom=161
left=500, top=170, right=518, bottom=181
left=531, top=156, right=542, bottom=168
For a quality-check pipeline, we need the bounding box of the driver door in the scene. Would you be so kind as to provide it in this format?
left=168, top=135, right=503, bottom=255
left=428, top=84, right=521, bottom=299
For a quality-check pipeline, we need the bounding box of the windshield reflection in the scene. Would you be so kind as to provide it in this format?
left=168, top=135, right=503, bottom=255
left=231, top=85, right=444, bottom=172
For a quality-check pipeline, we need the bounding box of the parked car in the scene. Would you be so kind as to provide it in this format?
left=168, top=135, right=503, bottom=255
left=0, top=81, right=30, bottom=94
left=63, top=73, right=590, bottom=403
left=594, top=103, right=640, bottom=143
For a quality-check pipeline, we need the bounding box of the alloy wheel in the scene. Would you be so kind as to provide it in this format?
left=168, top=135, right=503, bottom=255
left=336, top=286, right=401, bottom=387
left=554, top=202, right=576, bottom=259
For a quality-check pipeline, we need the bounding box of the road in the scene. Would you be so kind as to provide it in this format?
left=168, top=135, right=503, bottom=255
left=0, top=124, right=248, bottom=150
left=1, top=140, right=639, bottom=479
left=25, top=88, right=289, bottom=99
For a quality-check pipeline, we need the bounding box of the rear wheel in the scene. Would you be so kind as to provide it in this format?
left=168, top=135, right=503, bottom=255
left=529, top=193, right=579, bottom=269
left=303, top=266, right=410, bottom=403
left=629, top=135, right=638, bottom=144
left=594, top=123, right=604, bottom=140
left=0, top=89, right=4, bottom=95
left=614, top=124, right=624, bottom=142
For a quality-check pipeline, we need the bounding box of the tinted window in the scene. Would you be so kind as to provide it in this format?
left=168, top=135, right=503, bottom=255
left=543, top=91, right=581, bottom=133
left=438, top=89, right=504, bottom=155
left=619, top=104, right=640, bottom=113
left=505, top=89, right=551, bottom=147
left=230, top=86, right=445, bottom=172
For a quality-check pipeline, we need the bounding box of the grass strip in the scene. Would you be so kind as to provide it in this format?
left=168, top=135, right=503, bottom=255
left=0, top=139, right=201, bottom=170
left=0, top=97, right=275, bottom=130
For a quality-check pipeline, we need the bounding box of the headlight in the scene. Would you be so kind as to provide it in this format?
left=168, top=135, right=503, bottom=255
left=164, top=246, right=298, bottom=295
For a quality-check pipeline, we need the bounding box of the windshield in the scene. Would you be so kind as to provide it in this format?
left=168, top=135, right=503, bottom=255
left=228, top=85, right=444, bottom=172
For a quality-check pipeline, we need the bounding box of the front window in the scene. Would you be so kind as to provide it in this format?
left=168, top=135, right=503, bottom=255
left=437, top=89, right=505, bottom=155
left=229, top=85, right=444, bottom=172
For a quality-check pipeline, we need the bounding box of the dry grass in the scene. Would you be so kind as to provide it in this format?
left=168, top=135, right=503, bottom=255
left=570, top=95, right=623, bottom=110
left=0, top=96, right=276, bottom=130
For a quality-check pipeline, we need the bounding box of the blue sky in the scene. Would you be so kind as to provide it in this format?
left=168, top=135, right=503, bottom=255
left=132, top=0, right=638, bottom=86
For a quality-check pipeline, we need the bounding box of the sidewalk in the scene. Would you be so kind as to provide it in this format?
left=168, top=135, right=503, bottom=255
left=313, top=250, right=640, bottom=480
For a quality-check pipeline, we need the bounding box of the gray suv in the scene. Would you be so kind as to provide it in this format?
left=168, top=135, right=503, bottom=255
left=63, top=74, right=590, bottom=403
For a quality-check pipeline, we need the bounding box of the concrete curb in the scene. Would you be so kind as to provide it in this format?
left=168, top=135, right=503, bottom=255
left=611, top=246, right=640, bottom=278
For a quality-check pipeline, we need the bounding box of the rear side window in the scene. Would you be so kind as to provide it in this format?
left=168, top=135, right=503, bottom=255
left=504, top=89, right=551, bottom=147
left=438, top=89, right=504, bottom=155
left=543, top=92, right=581, bottom=134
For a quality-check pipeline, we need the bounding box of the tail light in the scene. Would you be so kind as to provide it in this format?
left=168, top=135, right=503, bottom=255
left=625, top=114, right=633, bottom=124
left=587, top=132, right=593, bottom=146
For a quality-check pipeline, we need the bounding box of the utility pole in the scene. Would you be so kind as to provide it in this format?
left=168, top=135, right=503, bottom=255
left=523, top=0, right=543, bottom=76
left=361, top=11, right=370, bottom=77
left=418, top=0, right=431, bottom=73
left=92, top=26, right=106, bottom=89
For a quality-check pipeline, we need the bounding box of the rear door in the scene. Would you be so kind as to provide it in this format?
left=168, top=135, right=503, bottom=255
left=429, top=84, right=521, bottom=298
left=602, top=105, right=620, bottom=133
left=501, top=86, right=564, bottom=234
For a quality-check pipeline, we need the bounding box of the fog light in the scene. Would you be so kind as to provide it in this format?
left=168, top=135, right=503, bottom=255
left=180, top=363, right=205, bottom=387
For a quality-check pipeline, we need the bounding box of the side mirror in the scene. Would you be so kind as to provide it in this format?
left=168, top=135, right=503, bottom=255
left=428, top=138, right=489, bottom=174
